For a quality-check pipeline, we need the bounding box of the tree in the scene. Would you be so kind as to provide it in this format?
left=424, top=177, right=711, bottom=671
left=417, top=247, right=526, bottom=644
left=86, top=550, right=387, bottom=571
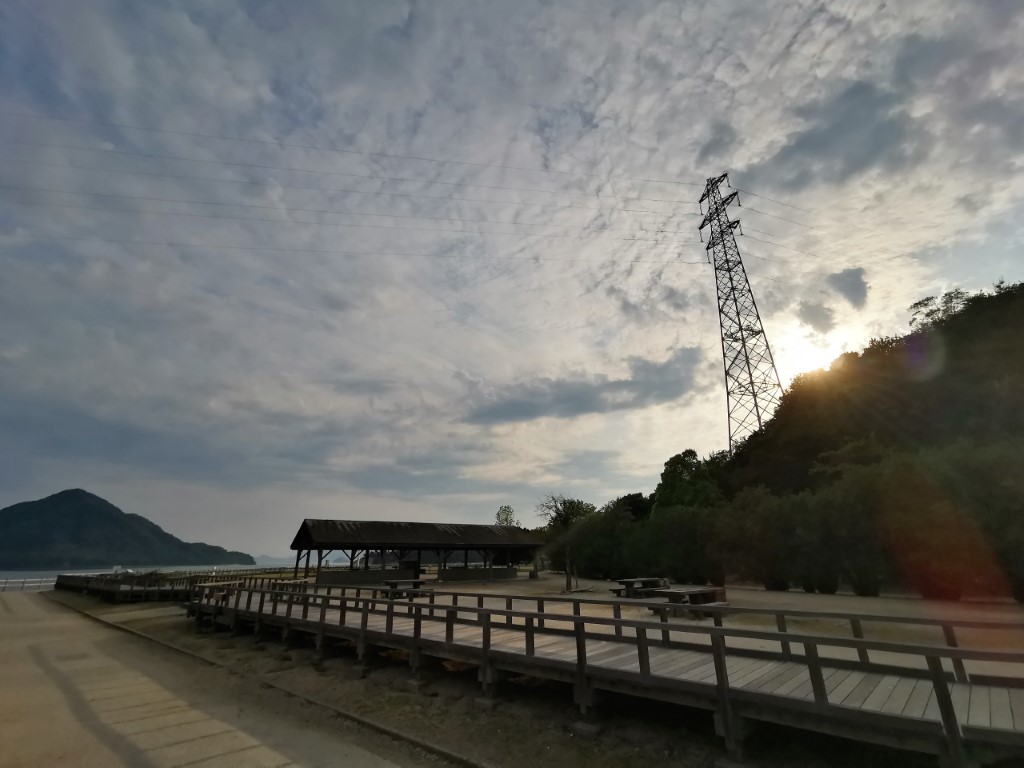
left=495, top=504, right=519, bottom=527
left=536, top=494, right=596, bottom=591
left=652, top=449, right=726, bottom=513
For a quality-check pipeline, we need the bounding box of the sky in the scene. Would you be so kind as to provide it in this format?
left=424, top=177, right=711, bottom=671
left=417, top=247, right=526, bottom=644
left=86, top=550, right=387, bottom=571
left=1, top=1, right=1022, bottom=556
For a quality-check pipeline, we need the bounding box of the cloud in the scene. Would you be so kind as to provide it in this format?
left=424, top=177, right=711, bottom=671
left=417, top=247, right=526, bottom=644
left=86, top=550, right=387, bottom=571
left=796, top=301, right=836, bottom=334
left=826, top=268, right=869, bottom=308
left=1, top=0, right=1023, bottom=554
left=465, top=347, right=703, bottom=424
left=743, top=81, right=930, bottom=192
left=696, top=121, right=738, bottom=167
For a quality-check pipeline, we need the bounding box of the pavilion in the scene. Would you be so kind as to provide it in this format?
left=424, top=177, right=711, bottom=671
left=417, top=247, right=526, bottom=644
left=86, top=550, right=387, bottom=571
left=288, top=519, right=543, bottom=583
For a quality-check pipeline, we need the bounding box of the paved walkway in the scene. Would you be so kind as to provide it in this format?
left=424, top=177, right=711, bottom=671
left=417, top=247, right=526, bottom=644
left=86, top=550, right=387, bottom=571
left=0, top=592, right=439, bottom=768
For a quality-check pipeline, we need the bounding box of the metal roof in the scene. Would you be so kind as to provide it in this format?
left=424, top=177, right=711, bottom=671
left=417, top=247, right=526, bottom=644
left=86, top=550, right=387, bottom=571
left=289, top=519, right=542, bottom=551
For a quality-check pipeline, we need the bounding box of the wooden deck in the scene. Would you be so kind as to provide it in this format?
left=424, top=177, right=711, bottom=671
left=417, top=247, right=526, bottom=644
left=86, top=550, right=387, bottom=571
left=190, top=584, right=1024, bottom=767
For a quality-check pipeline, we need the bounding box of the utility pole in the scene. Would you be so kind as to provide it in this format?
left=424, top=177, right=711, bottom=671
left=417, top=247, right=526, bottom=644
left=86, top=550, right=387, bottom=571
left=699, top=173, right=783, bottom=452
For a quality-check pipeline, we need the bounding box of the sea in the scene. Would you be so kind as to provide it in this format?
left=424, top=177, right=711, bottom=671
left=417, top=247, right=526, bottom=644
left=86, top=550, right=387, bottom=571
left=0, top=563, right=266, bottom=581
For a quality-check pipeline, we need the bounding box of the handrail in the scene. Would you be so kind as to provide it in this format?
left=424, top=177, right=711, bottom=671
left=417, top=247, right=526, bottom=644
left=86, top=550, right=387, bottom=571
left=354, top=584, right=1024, bottom=632
left=191, top=584, right=1024, bottom=666
left=193, top=583, right=1024, bottom=765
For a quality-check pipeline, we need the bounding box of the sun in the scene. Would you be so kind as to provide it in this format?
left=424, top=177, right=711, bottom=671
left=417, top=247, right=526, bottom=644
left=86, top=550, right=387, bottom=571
left=774, top=330, right=844, bottom=386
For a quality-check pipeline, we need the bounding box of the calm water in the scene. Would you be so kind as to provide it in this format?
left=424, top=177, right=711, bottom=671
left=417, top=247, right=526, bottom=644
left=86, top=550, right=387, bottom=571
left=0, top=563, right=264, bottom=581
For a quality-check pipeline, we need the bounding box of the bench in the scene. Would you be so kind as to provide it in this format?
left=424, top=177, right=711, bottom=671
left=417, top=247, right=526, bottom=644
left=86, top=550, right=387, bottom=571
left=648, top=600, right=730, bottom=619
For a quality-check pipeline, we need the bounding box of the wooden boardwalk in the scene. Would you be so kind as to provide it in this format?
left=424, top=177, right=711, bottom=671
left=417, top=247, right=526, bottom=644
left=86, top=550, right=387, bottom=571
left=191, top=583, right=1024, bottom=767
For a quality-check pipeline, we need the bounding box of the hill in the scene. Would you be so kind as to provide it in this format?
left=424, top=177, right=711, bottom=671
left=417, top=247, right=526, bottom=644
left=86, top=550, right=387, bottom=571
left=0, top=489, right=255, bottom=569
left=730, top=280, right=1024, bottom=493
left=550, top=281, right=1024, bottom=602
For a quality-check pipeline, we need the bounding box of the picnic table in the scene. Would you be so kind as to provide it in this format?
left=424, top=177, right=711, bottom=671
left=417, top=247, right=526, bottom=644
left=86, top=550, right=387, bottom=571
left=380, top=578, right=427, bottom=599
left=648, top=586, right=728, bottom=618
left=611, top=577, right=669, bottom=598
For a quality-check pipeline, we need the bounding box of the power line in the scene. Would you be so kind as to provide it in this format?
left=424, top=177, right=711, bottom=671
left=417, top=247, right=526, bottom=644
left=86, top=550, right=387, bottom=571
left=3, top=139, right=702, bottom=207
left=3, top=158, right=685, bottom=217
left=743, top=205, right=815, bottom=228
left=734, top=187, right=812, bottom=213
left=0, top=111, right=704, bottom=188
left=0, top=182, right=698, bottom=236
left=0, top=197, right=700, bottom=244
left=740, top=233, right=819, bottom=257
left=0, top=232, right=708, bottom=266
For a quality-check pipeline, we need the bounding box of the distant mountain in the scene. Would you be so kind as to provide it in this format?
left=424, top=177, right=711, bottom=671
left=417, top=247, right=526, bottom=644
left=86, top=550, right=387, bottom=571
left=0, top=489, right=255, bottom=569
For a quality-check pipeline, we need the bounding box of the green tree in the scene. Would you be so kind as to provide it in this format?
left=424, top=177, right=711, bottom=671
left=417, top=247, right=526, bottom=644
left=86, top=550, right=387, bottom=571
left=495, top=504, right=519, bottom=526
left=537, top=494, right=596, bottom=591
left=652, top=449, right=726, bottom=513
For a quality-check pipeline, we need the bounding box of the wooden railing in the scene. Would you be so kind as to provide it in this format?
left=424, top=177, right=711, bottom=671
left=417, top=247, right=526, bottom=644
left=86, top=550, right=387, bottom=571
left=191, top=583, right=1024, bottom=766
left=0, top=577, right=57, bottom=592
left=258, top=583, right=1024, bottom=682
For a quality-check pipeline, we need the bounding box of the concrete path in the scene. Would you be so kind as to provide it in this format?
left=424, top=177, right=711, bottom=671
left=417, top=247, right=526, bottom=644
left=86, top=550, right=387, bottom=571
left=0, top=592, right=443, bottom=768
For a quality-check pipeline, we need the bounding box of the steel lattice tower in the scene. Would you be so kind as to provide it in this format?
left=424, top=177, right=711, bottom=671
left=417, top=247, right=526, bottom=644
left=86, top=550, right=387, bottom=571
left=699, top=173, right=783, bottom=452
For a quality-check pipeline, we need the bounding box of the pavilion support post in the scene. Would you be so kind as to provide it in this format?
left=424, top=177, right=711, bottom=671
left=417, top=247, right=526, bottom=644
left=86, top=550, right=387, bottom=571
left=293, top=549, right=301, bottom=579
left=464, top=549, right=469, bottom=569
left=317, top=549, right=323, bottom=574
left=303, top=549, right=311, bottom=578
left=349, top=550, right=356, bottom=571
left=363, top=550, right=370, bottom=570
left=380, top=549, right=386, bottom=571
left=415, top=549, right=422, bottom=578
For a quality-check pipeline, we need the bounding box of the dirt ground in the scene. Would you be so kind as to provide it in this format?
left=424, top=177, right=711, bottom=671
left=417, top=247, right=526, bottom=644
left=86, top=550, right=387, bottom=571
left=35, top=574, right=1015, bottom=768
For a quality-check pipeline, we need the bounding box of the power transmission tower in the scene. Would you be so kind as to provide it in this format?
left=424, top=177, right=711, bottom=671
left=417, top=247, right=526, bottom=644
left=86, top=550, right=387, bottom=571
left=699, top=173, right=783, bottom=452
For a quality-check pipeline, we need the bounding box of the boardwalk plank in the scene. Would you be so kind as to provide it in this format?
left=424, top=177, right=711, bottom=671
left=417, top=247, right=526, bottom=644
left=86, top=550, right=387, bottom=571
left=990, top=687, right=1014, bottom=731
left=773, top=669, right=811, bottom=697
left=902, top=679, right=933, bottom=719
left=731, top=659, right=783, bottom=689
left=880, top=677, right=917, bottom=715
left=745, top=662, right=802, bottom=693
left=968, top=685, right=991, bottom=728
left=862, top=675, right=901, bottom=711
left=842, top=673, right=883, bottom=708
left=827, top=670, right=865, bottom=705
left=950, top=683, right=971, bottom=725
left=1011, top=689, right=1024, bottom=730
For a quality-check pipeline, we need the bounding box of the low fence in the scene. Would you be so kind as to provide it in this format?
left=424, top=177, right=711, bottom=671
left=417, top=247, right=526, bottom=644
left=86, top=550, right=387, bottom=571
left=191, top=582, right=1024, bottom=767
left=0, top=577, right=57, bottom=593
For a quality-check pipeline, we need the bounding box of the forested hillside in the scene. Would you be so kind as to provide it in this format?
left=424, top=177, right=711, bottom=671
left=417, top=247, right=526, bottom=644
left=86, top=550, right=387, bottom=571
left=0, top=489, right=255, bottom=569
left=547, top=281, right=1024, bottom=602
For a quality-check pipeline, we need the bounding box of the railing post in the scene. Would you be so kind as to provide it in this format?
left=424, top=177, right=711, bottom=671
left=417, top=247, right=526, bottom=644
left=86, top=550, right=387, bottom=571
left=413, top=604, right=422, bottom=640
left=386, top=598, right=395, bottom=634
left=927, top=655, right=966, bottom=767
left=712, top=633, right=744, bottom=759
left=941, top=625, right=970, bottom=683
left=636, top=627, right=651, bottom=676
left=537, top=599, right=545, bottom=630
left=445, top=608, right=455, bottom=644
left=613, top=603, right=623, bottom=637
left=505, top=597, right=513, bottom=627
left=526, top=616, right=535, bottom=656
left=428, top=591, right=436, bottom=618
left=477, top=594, right=484, bottom=623
left=775, top=613, right=791, bottom=659
left=849, top=618, right=870, bottom=665
left=804, top=642, right=829, bottom=705
left=574, top=616, right=587, bottom=677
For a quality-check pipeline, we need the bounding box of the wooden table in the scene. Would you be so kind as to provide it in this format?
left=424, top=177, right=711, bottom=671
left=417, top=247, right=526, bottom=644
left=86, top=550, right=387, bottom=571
left=380, top=579, right=427, bottom=598
left=648, top=586, right=728, bottom=618
left=613, top=577, right=669, bottom=598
